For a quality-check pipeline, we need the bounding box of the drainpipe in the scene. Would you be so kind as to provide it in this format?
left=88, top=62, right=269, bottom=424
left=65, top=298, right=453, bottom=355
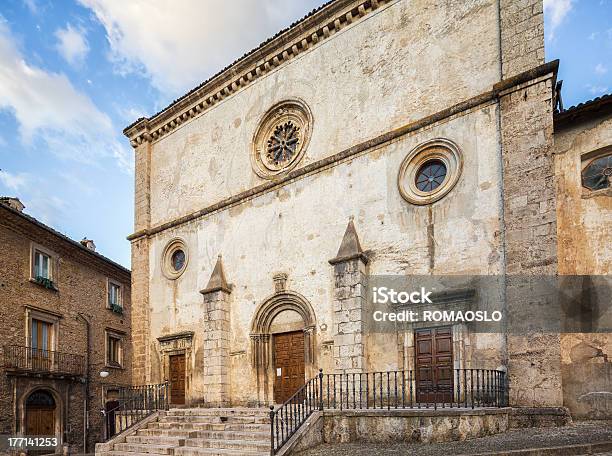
left=76, top=313, right=91, bottom=453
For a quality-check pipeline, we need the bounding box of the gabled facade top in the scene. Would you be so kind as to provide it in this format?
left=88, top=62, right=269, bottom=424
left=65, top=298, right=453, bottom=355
left=123, top=0, right=391, bottom=147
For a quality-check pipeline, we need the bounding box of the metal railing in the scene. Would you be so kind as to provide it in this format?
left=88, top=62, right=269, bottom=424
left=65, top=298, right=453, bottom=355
left=103, top=382, right=169, bottom=440
left=2, top=345, right=85, bottom=377
left=321, top=369, right=507, bottom=410
left=270, top=371, right=322, bottom=454
left=270, top=368, right=507, bottom=454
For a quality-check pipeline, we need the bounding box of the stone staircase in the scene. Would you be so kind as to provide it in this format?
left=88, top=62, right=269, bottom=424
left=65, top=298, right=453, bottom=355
left=101, top=408, right=271, bottom=456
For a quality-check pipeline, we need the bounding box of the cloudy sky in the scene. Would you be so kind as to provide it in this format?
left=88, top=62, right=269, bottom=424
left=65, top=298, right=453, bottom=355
left=0, top=0, right=610, bottom=268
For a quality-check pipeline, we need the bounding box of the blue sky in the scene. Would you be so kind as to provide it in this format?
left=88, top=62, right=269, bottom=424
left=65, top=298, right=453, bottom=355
left=0, top=0, right=610, bottom=268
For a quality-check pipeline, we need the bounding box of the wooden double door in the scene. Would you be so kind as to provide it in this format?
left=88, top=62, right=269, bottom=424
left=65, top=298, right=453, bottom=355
left=25, top=390, right=55, bottom=436
left=415, top=327, right=453, bottom=403
left=274, top=331, right=305, bottom=404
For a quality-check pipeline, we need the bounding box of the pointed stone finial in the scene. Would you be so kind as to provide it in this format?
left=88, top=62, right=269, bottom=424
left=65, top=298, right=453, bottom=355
left=200, top=255, right=231, bottom=295
left=329, top=217, right=368, bottom=265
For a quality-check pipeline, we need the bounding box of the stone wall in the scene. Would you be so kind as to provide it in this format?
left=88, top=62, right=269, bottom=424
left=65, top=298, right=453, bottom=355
left=141, top=101, right=504, bottom=404
left=130, top=141, right=152, bottom=385
left=498, top=68, right=562, bottom=407
left=500, top=0, right=545, bottom=78
left=0, top=205, right=131, bottom=451
left=322, top=409, right=508, bottom=444
left=142, top=0, right=501, bottom=228
left=554, top=112, right=612, bottom=418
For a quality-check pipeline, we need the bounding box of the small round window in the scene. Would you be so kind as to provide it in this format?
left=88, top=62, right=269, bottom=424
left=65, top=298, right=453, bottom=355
left=398, top=138, right=463, bottom=205
left=162, top=239, right=188, bottom=279
left=415, top=159, right=448, bottom=192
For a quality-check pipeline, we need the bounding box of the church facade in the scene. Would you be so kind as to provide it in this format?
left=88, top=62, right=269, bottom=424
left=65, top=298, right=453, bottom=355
left=124, top=0, right=611, bottom=419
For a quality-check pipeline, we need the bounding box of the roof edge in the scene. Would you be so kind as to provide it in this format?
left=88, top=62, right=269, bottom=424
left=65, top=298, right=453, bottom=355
left=0, top=202, right=131, bottom=275
left=123, top=0, right=393, bottom=146
left=554, top=93, right=612, bottom=131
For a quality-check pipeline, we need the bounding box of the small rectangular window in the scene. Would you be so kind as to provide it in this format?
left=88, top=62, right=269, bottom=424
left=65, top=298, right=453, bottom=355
left=106, top=333, right=122, bottom=367
left=34, top=250, right=51, bottom=279
left=108, top=282, right=121, bottom=307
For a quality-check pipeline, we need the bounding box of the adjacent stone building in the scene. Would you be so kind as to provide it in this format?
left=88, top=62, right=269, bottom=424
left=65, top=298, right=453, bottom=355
left=123, top=0, right=611, bottom=419
left=0, top=198, right=132, bottom=452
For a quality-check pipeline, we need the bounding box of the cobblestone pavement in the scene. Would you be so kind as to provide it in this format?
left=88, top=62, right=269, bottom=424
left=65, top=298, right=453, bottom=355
left=295, top=421, right=612, bottom=455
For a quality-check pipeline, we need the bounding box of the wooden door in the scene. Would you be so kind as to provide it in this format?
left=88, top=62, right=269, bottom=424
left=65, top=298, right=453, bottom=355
left=26, top=408, right=54, bottom=435
left=415, top=327, right=453, bottom=403
left=274, top=331, right=305, bottom=404
left=25, top=391, right=55, bottom=436
left=169, top=354, right=186, bottom=405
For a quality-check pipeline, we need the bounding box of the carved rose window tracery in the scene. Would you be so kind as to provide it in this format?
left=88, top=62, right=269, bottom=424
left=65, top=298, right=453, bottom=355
left=266, top=121, right=300, bottom=166
left=252, top=100, right=312, bottom=179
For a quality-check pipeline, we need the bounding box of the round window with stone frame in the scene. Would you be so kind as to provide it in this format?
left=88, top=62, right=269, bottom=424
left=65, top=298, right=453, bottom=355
left=162, top=239, right=188, bottom=279
left=397, top=138, right=463, bottom=205
left=251, top=99, right=313, bottom=179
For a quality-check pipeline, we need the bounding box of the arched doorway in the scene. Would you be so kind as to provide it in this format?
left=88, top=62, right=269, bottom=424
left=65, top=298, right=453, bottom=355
left=250, top=290, right=316, bottom=404
left=25, top=390, right=56, bottom=436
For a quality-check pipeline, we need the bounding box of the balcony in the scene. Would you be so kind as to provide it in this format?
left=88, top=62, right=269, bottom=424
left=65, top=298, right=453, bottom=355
left=2, top=345, right=85, bottom=378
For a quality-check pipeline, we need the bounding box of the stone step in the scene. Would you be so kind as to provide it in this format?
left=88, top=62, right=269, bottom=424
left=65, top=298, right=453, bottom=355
left=137, top=429, right=197, bottom=437
left=150, top=421, right=269, bottom=431
left=190, top=430, right=268, bottom=441
left=167, top=408, right=269, bottom=417
left=106, top=452, right=159, bottom=456
left=160, top=415, right=269, bottom=424
left=174, top=448, right=268, bottom=456
left=113, top=442, right=177, bottom=455
left=126, top=435, right=186, bottom=445
left=185, top=437, right=269, bottom=451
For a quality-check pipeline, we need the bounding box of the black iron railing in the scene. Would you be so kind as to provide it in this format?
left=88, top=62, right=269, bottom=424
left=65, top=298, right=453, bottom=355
left=270, top=370, right=323, bottom=454
left=2, top=345, right=85, bottom=376
left=270, top=368, right=507, bottom=454
left=321, top=369, right=507, bottom=410
left=103, top=382, right=169, bottom=440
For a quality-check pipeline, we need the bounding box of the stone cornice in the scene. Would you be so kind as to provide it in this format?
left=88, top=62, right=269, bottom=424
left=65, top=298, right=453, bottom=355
left=124, top=0, right=394, bottom=147
left=127, top=60, right=559, bottom=242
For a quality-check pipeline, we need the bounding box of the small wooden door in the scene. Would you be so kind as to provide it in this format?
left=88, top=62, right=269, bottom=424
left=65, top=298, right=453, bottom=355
left=25, top=390, right=55, bottom=436
left=274, top=331, right=305, bottom=404
left=169, top=354, right=186, bottom=405
left=415, top=327, right=453, bottom=403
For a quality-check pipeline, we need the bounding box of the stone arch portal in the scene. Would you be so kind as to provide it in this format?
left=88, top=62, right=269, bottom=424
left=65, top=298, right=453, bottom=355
left=250, top=290, right=317, bottom=404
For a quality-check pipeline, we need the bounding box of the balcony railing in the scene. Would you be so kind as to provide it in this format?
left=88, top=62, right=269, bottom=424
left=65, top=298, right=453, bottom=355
left=2, top=345, right=86, bottom=377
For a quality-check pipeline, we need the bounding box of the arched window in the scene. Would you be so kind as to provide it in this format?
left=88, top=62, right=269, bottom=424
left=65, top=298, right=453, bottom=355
left=582, top=154, right=612, bottom=191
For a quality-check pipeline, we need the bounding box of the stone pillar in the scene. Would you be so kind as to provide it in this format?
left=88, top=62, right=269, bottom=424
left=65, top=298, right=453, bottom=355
left=499, top=63, right=562, bottom=406
left=128, top=122, right=152, bottom=384
left=329, top=217, right=368, bottom=373
left=200, top=255, right=232, bottom=406
left=499, top=0, right=545, bottom=79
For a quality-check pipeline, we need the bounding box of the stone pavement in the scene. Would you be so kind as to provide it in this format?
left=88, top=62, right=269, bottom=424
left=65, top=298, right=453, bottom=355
left=295, top=421, right=612, bottom=455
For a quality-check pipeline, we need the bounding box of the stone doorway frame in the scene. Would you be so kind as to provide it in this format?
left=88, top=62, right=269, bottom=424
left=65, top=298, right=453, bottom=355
left=157, top=331, right=194, bottom=406
left=250, top=287, right=316, bottom=405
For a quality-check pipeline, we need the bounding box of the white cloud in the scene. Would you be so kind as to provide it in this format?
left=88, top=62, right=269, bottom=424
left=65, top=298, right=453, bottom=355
left=78, top=0, right=322, bottom=96
left=595, top=63, right=608, bottom=75
left=55, top=23, right=89, bottom=66
left=586, top=84, right=609, bottom=95
left=544, top=0, right=574, bottom=40
left=0, top=169, right=29, bottom=191
left=23, top=0, right=38, bottom=14
left=0, top=19, right=132, bottom=173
